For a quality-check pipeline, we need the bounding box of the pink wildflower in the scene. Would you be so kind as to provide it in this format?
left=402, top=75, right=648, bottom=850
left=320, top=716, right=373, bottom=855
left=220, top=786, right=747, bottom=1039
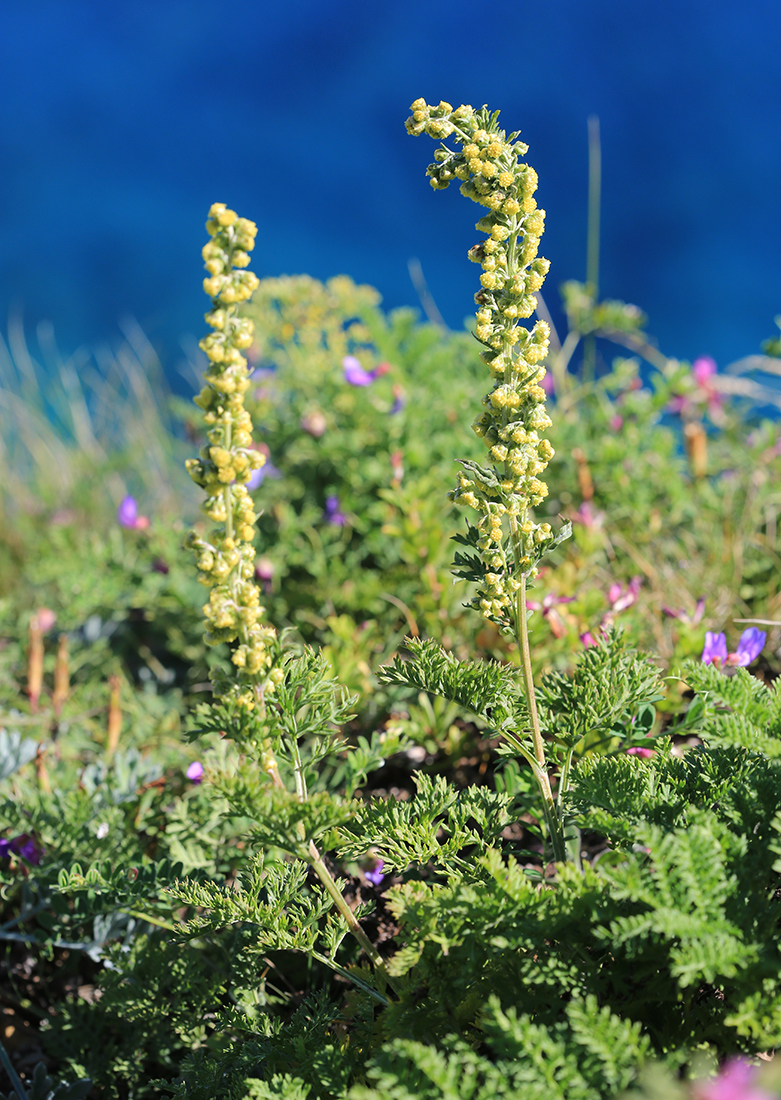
left=607, top=577, right=642, bottom=614
left=526, top=593, right=575, bottom=639
left=694, top=1058, right=775, bottom=1100
left=186, top=761, right=204, bottom=784
left=342, top=356, right=390, bottom=387
left=663, top=598, right=705, bottom=626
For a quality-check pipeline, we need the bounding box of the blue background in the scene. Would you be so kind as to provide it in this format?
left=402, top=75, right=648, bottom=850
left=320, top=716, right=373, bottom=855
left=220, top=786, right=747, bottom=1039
left=1, top=0, right=779, bottom=380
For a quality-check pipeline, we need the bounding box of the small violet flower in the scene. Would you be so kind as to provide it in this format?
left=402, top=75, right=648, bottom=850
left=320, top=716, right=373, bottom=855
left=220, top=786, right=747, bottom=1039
left=702, top=632, right=728, bottom=665
left=246, top=443, right=280, bottom=491
left=323, top=495, right=347, bottom=527
left=731, top=627, right=767, bottom=666
left=364, top=859, right=385, bottom=887
left=247, top=462, right=280, bottom=491
left=701, top=628, right=766, bottom=667
left=626, top=746, right=655, bottom=758
left=0, top=832, right=43, bottom=865
left=342, top=355, right=390, bottom=387
left=117, top=495, right=150, bottom=531
left=186, top=761, right=204, bottom=784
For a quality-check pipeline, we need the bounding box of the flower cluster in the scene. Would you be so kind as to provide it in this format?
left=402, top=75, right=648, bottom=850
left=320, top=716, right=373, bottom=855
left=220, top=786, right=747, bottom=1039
left=701, top=627, right=766, bottom=667
left=185, top=203, right=281, bottom=709
left=407, top=100, right=556, bottom=623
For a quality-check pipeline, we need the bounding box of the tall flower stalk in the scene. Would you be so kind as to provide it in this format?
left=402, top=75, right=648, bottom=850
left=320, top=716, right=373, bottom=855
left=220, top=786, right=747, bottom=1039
left=186, top=203, right=278, bottom=711
left=407, top=101, right=567, bottom=861
left=186, top=205, right=398, bottom=995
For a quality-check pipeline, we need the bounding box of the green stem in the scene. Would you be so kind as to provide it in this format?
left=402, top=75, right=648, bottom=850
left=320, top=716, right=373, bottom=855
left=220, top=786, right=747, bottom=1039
left=517, top=575, right=544, bottom=769
left=311, top=949, right=389, bottom=1006
left=557, top=748, right=575, bottom=815
left=307, top=840, right=401, bottom=995
left=586, top=115, right=601, bottom=300
left=123, top=908, right=179, bottom=933
left=223, top=415, right=233, bottom=542
left=582, top=116, right=601, bottom=386
left=505, top=551, right=566, bottom=863
left=550, top=330, right=580, bottom=396
left=290, top=735, right=308, bottom=803
left=288, top=734, right=399, bottom=994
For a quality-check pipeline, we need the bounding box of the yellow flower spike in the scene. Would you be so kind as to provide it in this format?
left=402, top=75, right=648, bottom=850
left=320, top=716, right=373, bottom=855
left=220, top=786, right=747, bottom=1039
left=187, top=205, right=279, bottom=710
left=409, top=100, right=560, bottom=635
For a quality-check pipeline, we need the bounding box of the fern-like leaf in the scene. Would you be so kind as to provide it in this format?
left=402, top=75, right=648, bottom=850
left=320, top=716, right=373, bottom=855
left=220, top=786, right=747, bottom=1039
left=378, top=637, right=525, bottom=730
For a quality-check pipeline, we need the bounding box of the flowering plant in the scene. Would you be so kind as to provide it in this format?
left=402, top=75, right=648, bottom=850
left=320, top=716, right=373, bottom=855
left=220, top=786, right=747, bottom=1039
left=4, top=100, right=781, bottom=1100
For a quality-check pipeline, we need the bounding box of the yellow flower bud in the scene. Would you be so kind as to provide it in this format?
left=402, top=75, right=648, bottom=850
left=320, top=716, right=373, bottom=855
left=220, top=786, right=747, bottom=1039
left=217, top=207, right=237, bottom=227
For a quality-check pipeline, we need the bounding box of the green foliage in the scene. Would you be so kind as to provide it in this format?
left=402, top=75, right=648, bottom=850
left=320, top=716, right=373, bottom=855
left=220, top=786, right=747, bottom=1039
left=378, top=637, right=526, bottom=730
left=0, top=727, right=38, bottom=782
left=538, top=628, right=664, bottom=752
left=338, top=773, right=513, bottom=874
left=351, top=996, right=647, bottom=1100
left=0, top=1060, right=91, bottom=1100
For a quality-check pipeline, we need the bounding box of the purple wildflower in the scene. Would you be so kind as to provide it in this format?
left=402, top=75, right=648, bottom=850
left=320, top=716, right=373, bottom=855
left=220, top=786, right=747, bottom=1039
left=246, top=462, right=280, bottom=491
left=702, top=628, right=766, bottom=667
left=118, top=496, right=138, bottom=527
left=364, top=859, right=385, bottom=887
left=323, top=495, right=347, bottom=526
left=580, top=631, right=598, bottom=649
left=626, top=746, right=655, bottom=758
left=117, top=495, right=149, bottom=531
left=702, top=632, right=728, bottom=665
left=342, top=355, right=390, bottom=387
left=0, top=833, right=43, bottom=865
left=694, top=1058, right=775, bottom=1100
left=730, top=627, right=767, bottom=667
left=186, top=761, right=204, bottom=784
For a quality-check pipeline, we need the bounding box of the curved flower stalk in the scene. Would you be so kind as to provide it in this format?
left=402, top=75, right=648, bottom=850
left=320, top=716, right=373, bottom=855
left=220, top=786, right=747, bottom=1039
left=185, top=203, right=280, bottom=711
left=408, top=100, right=569, bottom=860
